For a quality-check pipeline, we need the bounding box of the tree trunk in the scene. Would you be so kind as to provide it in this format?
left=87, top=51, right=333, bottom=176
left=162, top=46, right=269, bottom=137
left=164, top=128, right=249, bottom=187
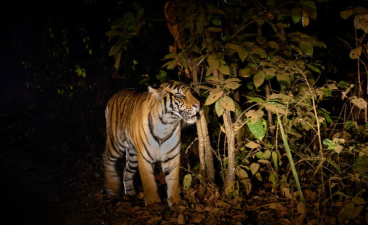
left=200, top=110, right=215, bottom=182
left=191, top=58, right=215, bottom=191
left=223, top=109, right=236, bottom=188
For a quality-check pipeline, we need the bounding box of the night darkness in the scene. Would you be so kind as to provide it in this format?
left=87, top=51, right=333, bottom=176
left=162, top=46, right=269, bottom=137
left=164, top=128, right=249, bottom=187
left=1, top=0, right=368, bottom=224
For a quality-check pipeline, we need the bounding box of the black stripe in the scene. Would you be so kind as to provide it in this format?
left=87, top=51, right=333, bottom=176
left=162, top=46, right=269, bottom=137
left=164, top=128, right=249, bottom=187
left=108, top=158, right=117, bottom=163
left=166, top=139, right=180, bottom=155
left=142, top=139, right=154, bottom=161
left=129, top=160, right=138, bottom=163
left=148, top=113, right=161, bottom=144
left=128, top=152, right=137, bottom=157
left=126, top=168, right=135, bottom=174
left=142, top=154, right=154, bottom=165
left=163, top=152, right=180, bottom=163
left=141, top=123, right=150, bottom=145
left=164, top=166, right=175, bottom=176
left=129, top=165, right=138, bottom=170
left=161, top=124, right=180, bottom=144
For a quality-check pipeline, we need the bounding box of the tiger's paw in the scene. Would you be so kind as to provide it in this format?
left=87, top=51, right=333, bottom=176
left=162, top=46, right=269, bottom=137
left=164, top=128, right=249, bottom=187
left=145, top=194, right=162, bottom=206
left=105, top=182, right=121, bottom=195
left=168, top=197, right=184, bottom=210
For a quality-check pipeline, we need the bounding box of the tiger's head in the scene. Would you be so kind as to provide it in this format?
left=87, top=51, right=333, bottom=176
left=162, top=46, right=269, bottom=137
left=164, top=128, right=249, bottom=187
left=149, top=81, right=200, bottom=124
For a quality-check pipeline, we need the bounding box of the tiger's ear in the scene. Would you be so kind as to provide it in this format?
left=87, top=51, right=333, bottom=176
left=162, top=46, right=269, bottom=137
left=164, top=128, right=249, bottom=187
left=148, top=86, right=162, bottom=99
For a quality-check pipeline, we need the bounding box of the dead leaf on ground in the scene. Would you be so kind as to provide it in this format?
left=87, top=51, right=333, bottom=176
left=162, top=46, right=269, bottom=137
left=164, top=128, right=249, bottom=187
left=177, top=213, right=185, bottom=224
left=191, top=213, right=205, bottom=223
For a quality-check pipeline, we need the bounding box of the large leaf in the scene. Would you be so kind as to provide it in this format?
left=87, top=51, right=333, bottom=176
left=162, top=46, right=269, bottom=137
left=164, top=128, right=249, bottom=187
left=350, top=47, right=362, bottom=59
left=247, top=119, right=267, bottom=141
left=240, top=64, right=258, bottom=77
left=354, top=14, right=368, bottom=33
left=302, top=1, right=317, bottom=20
left=196, top=11, right=206, bottom=34
left=238, top=50, right=249, bottom=62
left=105, top=30, right=121, bottom=38
left=207, top=27, right=223, bottom=32
left=221, top=96, right=235, bottom=112
left=340, top=9, right=353, bottom=20
left=250, top=163, right=260, bottom=175
left=205, top=89, right=223, bottom=105
left=276, top=71, right=291, bottom=90
left=219, top=64, right=231, bottom=75
left=183, top=174, right=192, bottom=191
left=299, top=40, right=313, bottom=56
left=224, top=82, right=241, bottom=90
left=253, top=71, right=265, bottom=88
left=291, top=7, right=302, bottom=24
left=225, top=43, right=243, bottom=53
left=207, top=54, right=220, bottom=69
left=215, top=99, right=224, bottom=117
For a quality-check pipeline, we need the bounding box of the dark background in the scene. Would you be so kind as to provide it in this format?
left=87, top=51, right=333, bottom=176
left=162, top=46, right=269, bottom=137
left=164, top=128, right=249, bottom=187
left=0, top=0, right=367, bottom=224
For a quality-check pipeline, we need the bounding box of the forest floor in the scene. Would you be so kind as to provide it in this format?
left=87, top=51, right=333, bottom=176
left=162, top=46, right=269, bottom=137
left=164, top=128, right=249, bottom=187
left=1, top=89, right=367, bottom=225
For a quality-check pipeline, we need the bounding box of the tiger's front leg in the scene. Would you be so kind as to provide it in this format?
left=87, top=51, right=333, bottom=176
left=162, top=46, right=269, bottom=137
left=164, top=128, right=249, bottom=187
left=162, top=154, right=182, bottom=209
left=137, top=151, right=161, bottom=206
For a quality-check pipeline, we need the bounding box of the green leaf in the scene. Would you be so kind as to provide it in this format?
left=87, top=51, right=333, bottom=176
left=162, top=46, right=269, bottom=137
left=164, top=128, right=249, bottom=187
left=291, top=7, right=302, bottom=24
left=299, top=40, right=314, bottom=56
left=302, top=1, right=317, bottom=20
left=255, top=172, right=263, bottom=181
left=239, top=64, right=258, bottom=77
left=256, top=152, right=264, bottom=159
left=250, top=163, right=260, bottom=175
left=264, top=150, right=271, bottom=159
left=221, top=96, right=235, bottom=112
left=340, top=9, right=353, bottom=20
left=196, top=11, right=206, bottom=34
left=256, top=35, right=266, bottom=45
left=247, top=119, right=267, bottom=141
left=247, top=97, right=264, bottom=103
left=238, top=50, right=248, bottom=62
left=207, top=4, right=225, bottom=14
left=109, top=38, right=124, bottom=56
left=105, top=30, right=121, bottom=38
left=167, top=60, right=179, bottom=69
left=207, top=27, right=223, bottom=32
left=113, top=49, right=123, bottom=69
left=253, top=71, right=265, bottom=88
left=215, top=99, right=224, bottom=117
left=219, top=64, right=230, bottom=75
left=352, top=197, right=366, bottom=205
left=225, top=43, right=243, bottom=53
left=183, top=174, right=192, bottom=191
left=323, top=139, right=336, bottom=150
left=272, top=152, right=278, bottom=170
left=207, top=54, right=220, bottom=69
left=211, top=16, right=221, bottom=26
left=306, top=63, right=321, bottom=73
left=276, top=71, right=291, bottom=90
left=163, top=52, right=177, bottom=60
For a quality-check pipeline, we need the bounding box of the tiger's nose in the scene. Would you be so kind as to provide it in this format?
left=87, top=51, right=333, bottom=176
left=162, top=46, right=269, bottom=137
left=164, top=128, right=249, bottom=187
left=193, top=102, right=200, bottom=108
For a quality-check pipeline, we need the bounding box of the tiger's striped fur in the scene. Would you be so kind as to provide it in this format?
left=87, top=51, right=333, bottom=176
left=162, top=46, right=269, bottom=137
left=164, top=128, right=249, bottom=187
left=103, top=81, right=199, bottom=208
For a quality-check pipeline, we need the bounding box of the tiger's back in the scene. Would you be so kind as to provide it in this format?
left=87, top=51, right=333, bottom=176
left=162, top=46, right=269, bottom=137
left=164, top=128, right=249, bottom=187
left=103, top=81, right=200, bottom=208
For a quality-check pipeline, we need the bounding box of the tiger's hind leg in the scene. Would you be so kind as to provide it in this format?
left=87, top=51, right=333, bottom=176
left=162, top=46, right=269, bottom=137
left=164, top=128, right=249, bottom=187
left=123, top=150, right=138, bottom=195
left=103, top=143, right=124, bottom=194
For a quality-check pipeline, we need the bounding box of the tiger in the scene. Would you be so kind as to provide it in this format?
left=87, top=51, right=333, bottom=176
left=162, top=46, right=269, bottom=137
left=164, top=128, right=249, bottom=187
left=103, top=80, right=200, bottom=209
